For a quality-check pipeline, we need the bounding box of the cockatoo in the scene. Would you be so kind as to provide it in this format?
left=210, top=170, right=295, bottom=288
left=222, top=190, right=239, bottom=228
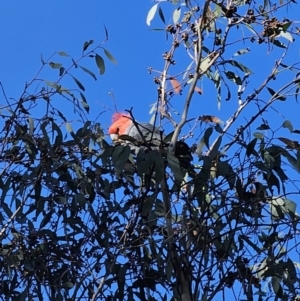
left=108, top=112, right=193, bottom=169
left=108, top=112, right=164, bottom=148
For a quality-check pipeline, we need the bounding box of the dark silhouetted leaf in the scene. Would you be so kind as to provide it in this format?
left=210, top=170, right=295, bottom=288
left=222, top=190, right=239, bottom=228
left=225, top=71, right=242, bottom=85
left=271, top=39, right=287, bottom=48
left=80, top=65, right=97, bottom=80
left=282, top=120, right=293, bottom=133
left=279, top=137, right=300, bottom=149
left=257, top=124, right=270, bottom=130
left=158, top=7, right=165, bottom=24
left=167, top=151, right=185, bottom=184
left=95, top=54, right=105, bottom=75
left=272, top=277, right=284, bottom=298
left=103, top=48, right=117, bottom=64
left=71, top=75, right=85, bottom=91
left=217, top=161, right=236, bottom=189
left=49, top=62, right=62, bottom=69
left=254, top=132, right=264, bottom=139
left=227, top=60, right=253, bottom=74
left=210, top=137, right=222, bottom=160
left=246, top=138, right=257, bottom=157
left=233, top=48, right=250, bottom=56
left=83, top=40, right=94, bottom=52
left=204, top=127, right=213, bottom=149
left=59, top=67, right=65, bottom=76
left=104, top=24, right=109, bottom=39
left=80, top=93, right=90, bottom=113
left=112, top=145, right=131, bottom=177
left=266, top=87, right=286, bottom=100
left=58, top=51, right=70, bottom=57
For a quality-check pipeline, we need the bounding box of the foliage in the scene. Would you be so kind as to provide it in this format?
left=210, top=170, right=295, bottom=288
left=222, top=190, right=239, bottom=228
left=1, top=0, right=300, bottom=301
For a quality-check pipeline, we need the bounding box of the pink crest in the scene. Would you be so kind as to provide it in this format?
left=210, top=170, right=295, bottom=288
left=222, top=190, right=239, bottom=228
left=112, top=112, right=130, bottom=123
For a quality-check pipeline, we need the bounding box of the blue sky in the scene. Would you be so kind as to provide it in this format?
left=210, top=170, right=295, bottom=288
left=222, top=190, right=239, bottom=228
left=1, top=1, right=299, bottom=142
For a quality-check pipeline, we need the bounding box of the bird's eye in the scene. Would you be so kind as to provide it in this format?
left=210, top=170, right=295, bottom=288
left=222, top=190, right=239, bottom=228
left=116, top=127, right=120, bottom=134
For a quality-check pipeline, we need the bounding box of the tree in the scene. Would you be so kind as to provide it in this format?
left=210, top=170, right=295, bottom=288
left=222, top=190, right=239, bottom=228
left=0, top=0, right=300, bottom=300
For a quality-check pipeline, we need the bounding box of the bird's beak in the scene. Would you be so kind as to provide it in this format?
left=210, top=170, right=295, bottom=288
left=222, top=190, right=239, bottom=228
left=110, top=134, right=119, bottom=141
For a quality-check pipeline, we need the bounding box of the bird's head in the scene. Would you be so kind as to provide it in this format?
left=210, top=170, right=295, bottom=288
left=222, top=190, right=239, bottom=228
left=108, top=112, right=132, bottom=141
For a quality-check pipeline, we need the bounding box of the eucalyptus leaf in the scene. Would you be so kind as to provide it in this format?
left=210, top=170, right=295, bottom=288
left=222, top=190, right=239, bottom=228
left=95, top=54, right=105, bottom=75
left=146, top=3, right=159, bottom=26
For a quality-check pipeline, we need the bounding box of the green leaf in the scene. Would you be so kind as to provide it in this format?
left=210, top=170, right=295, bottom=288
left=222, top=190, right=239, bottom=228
left=279, top=31, right=293, bottom=43
left=282, top=22, right=292, bottom=31
left=162, top=134, right=176, bottom=147
left=66, top=122, right=73, bottom=133
left=154, top=153, right=164, bottom=183
left=246, top=138, right=257, bottom=157
left=155, top=199, right=166, bottom=217
left=217, top=161, right=236, bottom=189
left=254, top=132, right=264, bottom=139
left=233, top=48, right=250, bottom=56
left=173, top=7, right=181, bottom=24
left=79, top=65, right=97, bottom=81
left=28, top=117, right=34, bottom=135
left=167, top=151, right=185, bottom=187
left=204, top=127, right=213, bottom=149
left=282, top=120, right=293, bottom=133
left=225, top=71, right=242, bottom=85
left=210, top=137, right=222, bottom=160
left=103, top=48, right=117, bottom=64
left=80, top=93, right=90, bottom=113
left=112, top=145, right=131, bottom=177
left=200, top=56, right=212, bottom=73
left=266, top=87, right=286, bottom=101
left=1, top=178, right=11, bottom=206
left=104, top=24, right=109, bottom=39
left=297, top=150, right=300, bottom=173
left=257, top=124, right=270, bottom=130
left=83, top=40, right=94, bottom=52
left=49, top=62, right=62, bottom=69
left=59, top=67, right=65, bottom=76
left=52, top=121, right=63, bottom=145
left=271, top=39, right=287, bottom=48
left=136, top=151, right=156, bottom=175
left=158, top=7, right=165, bottom=24
left=58, top=51, right=69, bottom=57
left=95, top=54, right=105, bottom=75
left=285, top=199, right=296, bottom=217
left=271, top=197, right=285, bottom=221
left=2, top=202, right=12, bottom=219
left=272, top=277, right=284, bottom=298
left=227, top=60, right=253, bottom=74
left=146, top=3, right=159, bottom=26
left=71, top=75, right=85, bottom=91
left=62, top=281, right=74, bottom=289
left=239, top=234, right=262, bottom=253
left=40, top=211, right=52, bottom=228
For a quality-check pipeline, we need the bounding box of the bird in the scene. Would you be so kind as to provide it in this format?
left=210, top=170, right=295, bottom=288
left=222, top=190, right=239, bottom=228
left=108, top=112, right=193, bottom=169
left=108, top=112, right=164, bottom=148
